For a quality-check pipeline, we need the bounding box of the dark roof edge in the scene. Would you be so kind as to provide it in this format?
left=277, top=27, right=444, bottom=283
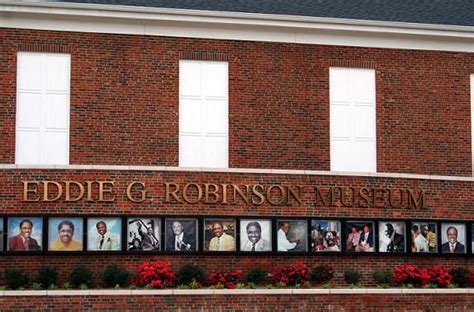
left=5, top=0, right=474, bottom=33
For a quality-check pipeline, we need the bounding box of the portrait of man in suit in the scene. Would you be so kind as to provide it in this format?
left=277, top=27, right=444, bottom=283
left=87, top=218, right=121, bottom=251
left=441, top=224, right=466, bottom=254
left=240, top=219, right=271, bottom=252
left=379, top=221, right=405, bottom=253
left=165, top=219, right=197, bottom=251
left=8, top=218, right=42, bottom=251
left=206, top=220, right=236, bottom=251
left=346, top=221, right=375, bottom=252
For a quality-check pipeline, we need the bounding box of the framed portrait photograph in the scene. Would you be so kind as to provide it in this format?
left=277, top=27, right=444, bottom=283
left=48, top=217, right=84, bottom=251
left=472, top=224, right=474, bottom=254
left=276, top=219, right=307, bottom=252
left=411, top=222, right=438, bottom=253
left=378, top=221, right=406, bottom=253
left=164, top=218, right=198, bottom=252
left=441, top=223, right=466, bottom=254
left=127, top=218, right=161, bottom=251
left=311, top=220, right=341, bottom=252
left=345, top=221, right=375, bottom=252
left=0, top=218, right=3, bottom=252
left=7, top=217, right=43, bottom=251
left=240, top=219, right=272, bottom=252
left=87, top=218, right=122, bottom=251
left=204, top=219, right=236, bottom=252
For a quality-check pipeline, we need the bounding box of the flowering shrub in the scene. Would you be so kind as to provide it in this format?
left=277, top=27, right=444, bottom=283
left=427, top=266, right=451, bottom=288
left=271, top=260, right=309, bottom=287
left=394, top=265, right=453, bottom=288
left=136, top=261, right=176, bottom=289
left=393, top=265, right=430, bottom=287
left=207, top=270, right=243, bottom=289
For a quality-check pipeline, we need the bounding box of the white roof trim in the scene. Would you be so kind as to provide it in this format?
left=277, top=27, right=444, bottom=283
left=0, top=164, right=473, bottom=182
left=1, top=1, right=473, bottom=52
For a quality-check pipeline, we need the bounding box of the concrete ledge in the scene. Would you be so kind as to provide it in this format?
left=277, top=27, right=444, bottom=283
left=0, top=164, right=472, bottom=182
left=1, top=288, right=471, bottom=296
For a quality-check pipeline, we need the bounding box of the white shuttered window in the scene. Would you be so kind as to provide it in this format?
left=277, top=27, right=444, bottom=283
left=16, top=52, right=70, bottom=165
left=330, top=67, right=376, bottom=172
left=179, top=60, right=228, bottom=168
left=471, top=74, right=474, bottom=176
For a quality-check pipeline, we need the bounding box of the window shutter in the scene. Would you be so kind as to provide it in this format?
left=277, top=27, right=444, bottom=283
left=16, top=52, right=70, bottom=165
left=330, top=67, right=376, bottom=172
left=179, top=60, right=228, bottom=167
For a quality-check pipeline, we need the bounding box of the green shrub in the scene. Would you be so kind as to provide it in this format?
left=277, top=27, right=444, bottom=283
left=246, top=268, right=267, bottom=285
left=5, top=269, right=28, bottom=290
left=36, top=267, right=58, bottom=289
left=69, top=266, right=93, bottom=288
left=310, top=265, right=334, bottom=285
left=101, top=264, right=131, bottom=288
left=450, top=267, right=469, bottom=288
left=344, top=269, right=362, bottom=286
left=372, top=269, right=392, bottom=287
left=176, top=265, right=206, bottom=287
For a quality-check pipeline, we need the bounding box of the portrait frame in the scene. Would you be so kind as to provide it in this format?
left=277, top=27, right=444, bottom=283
left=239, top=219, right=272, bottom=252
left=204, top=219, right=236, bottom=252
left=410, top=221, right=438, bottom=253
left=48, top=217, right=84, bottom=252
left=440, top=223, right=466, bottom=254
left=87, top=217, right=122, bottom=251
left=276, top=219, right=308, bottom=252
left=345, top=221, right=376, bottom=253
left=310, top=220, right=341, bottom=252
left=472, top=223, right=474, bottom=254
left=164, top=218, right=198, bottom=252
left=127, top=217, right=161, bottom=251
left=378, top=221, right=406, bottom=253
left=0, top=218, right=3, bottom=252
left=7, top=217, right=43, bottom=252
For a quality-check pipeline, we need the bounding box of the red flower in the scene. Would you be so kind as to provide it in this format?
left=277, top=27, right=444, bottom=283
left=207, top=270, right=243, bottom=289
left=271, top=259, right=309, bottom=287
left=136, top=260, right=176, bottom=289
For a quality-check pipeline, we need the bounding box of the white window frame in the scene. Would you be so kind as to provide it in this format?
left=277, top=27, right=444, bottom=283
left=15, top=52, right=71, bottom=165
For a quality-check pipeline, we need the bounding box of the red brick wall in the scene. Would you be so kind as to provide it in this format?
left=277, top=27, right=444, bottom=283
left=0, top=293, right=473, bottom=311
left=1, top=169, right=473, bottom=218
left=0, top=169, right=472, bottom=286
left=0, top=28, right=473, bottom=175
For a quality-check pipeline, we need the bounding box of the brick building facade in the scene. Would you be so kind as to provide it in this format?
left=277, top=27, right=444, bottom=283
left=0, top=0, right=473, bottom=289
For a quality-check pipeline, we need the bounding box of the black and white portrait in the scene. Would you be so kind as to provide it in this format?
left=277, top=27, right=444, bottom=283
left=276, top=220, right=307, bottom=252
left=441, top=223, right=466, bottom=254
left=127, top=218, right=160, bottom=251
left=164, top=219, right=198, bottom=251
left=311, top=220, right=341, bottom=252
left=240, top=219, right=272, bottom=252
left=378, top=221, right=406, bottom=253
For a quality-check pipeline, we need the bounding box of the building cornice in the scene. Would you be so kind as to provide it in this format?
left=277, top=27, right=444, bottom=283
left=1, top=1, right=473, bottom=52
